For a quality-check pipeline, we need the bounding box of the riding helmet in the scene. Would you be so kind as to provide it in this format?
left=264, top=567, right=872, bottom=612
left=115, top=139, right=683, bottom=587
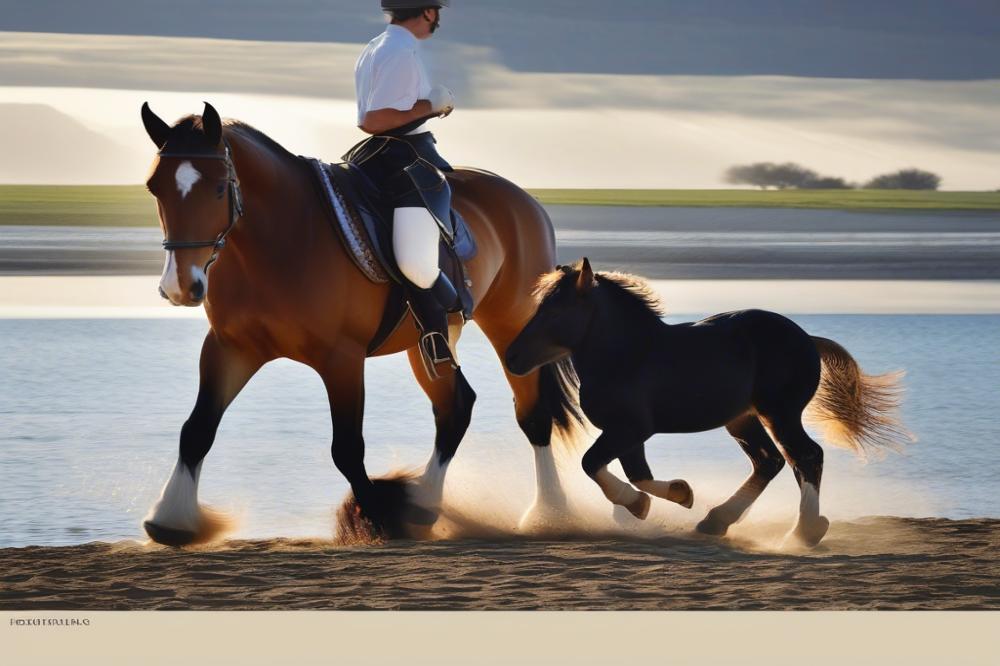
left=381, top=0, right=449, bottom=8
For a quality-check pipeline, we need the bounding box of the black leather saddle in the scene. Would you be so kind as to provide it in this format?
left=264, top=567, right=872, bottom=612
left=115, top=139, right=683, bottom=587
left=305, top=157, right=477, bottom=356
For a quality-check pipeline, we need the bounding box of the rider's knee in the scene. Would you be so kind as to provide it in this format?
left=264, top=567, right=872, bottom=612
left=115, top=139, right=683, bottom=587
left=397, top=258, right=439, bottom=289
left=393, top=207, right=440, bottom=288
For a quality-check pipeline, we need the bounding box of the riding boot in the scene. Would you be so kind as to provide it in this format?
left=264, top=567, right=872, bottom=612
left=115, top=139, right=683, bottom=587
left=429, top=270, right=461, bottom=313
left=408, top=272, right=459, bottom=380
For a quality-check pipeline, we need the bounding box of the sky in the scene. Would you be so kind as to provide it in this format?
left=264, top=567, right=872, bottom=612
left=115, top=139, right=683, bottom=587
left=1, top=1, right=998, bottom=188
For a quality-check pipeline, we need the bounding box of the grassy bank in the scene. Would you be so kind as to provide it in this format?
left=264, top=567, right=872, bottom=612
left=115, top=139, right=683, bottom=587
left=1, top=185, right=998, bottom=227
left=0, top=185, right=157, bottom=227
left=528, top=188, right=1000, bottom=209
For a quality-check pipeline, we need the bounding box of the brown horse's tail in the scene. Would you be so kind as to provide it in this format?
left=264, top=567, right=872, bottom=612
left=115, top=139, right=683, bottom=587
left=538, top=357, right=587, bottom=448
left=806, top=336, right=913, bottom=459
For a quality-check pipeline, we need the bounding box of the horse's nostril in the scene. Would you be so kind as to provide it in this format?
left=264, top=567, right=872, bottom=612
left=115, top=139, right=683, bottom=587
left=189, top=280, right=205, bottom=302
left=158, top=286, right=168, bottom=300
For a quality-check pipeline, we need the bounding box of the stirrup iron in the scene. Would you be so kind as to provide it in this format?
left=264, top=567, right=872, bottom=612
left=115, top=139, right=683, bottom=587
left=418, top=330, right=457, bottom=380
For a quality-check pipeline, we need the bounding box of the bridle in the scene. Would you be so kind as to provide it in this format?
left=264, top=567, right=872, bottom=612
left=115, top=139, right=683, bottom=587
left=156, top=139, right=245, bottom=273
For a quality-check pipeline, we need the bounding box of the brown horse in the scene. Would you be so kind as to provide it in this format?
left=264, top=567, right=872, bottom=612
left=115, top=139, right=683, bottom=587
left=139, top=102, right=582, bottom=545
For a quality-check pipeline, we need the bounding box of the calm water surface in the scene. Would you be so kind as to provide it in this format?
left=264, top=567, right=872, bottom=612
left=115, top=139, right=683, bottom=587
left=1, top=315, right=998, bottom=547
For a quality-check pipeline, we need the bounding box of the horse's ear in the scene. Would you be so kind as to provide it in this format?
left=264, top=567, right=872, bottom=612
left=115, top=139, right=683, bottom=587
left=201, top=101, right=222, bottom=147
left=576, top=257, right=596, bottom=293
left=141, top=102, right=171, bottom=149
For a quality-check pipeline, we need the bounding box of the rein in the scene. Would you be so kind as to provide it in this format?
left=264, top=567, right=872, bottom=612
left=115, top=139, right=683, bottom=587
left=157, top=139, right=245, bottom=272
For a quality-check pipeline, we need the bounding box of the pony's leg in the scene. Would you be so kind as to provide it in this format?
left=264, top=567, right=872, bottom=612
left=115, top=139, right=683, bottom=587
left=695, top=414, right=785, bottom=537
left=582, top=433, right=651, bottom=520
left=619, top=445, right=695, bottom=509
left=404, top=339, right=477, bottom=516
left=143, top=332, right=263, bottom=546
left=764, top=413, right=829, bottom=547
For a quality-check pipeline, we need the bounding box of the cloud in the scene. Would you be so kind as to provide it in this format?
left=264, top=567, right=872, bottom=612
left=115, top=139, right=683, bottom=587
left=2, top=32, right=997, bottom=188
left=4, top=87, right=999, bottom=189
left=4, top=1, right=1000, bottom=79
left=0, top=102, right=138, bottom=184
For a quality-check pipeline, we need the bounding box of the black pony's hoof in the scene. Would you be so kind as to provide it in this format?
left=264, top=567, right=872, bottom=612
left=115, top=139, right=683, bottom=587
left=143, top=521, right=196, bottom=547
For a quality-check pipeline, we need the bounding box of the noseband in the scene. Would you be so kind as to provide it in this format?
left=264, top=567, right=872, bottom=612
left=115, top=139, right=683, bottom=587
left=157, top=140, right=245, bottom=272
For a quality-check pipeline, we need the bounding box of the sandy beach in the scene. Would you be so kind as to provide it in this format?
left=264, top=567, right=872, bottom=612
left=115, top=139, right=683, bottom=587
left=1, top=517, right=996, bottom=611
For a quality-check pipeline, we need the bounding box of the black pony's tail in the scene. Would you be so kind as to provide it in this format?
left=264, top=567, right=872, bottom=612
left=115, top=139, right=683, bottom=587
left=807, top=336, right=914, bottom=459
left=537, top=357, right=587, bottom=449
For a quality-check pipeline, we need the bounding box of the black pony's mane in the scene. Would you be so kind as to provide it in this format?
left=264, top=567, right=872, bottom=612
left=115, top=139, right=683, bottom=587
left=595, top=271, right=667, bottom=317
left=535, top=265, right=666, bottom=319
left=164, top=115, right=298, bottom=161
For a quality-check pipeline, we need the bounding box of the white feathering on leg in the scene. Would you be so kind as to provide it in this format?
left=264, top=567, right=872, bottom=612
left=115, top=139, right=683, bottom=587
left=411, top=455, right=450, bottom=510
left=146, top=458, right=203, bottom=533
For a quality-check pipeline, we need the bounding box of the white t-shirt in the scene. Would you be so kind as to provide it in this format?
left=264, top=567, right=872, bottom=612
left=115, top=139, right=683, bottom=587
left=355, top=24, right=432, bottom=134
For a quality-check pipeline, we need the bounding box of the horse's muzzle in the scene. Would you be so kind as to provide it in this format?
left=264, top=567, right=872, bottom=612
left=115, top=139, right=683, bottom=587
left=189, top=279, right=206, bottom=303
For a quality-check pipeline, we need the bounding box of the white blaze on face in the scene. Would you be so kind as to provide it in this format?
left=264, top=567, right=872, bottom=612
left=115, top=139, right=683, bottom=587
left=159, top=250, right=183, bottom=302
left=175, top=160, right=201, bottom=199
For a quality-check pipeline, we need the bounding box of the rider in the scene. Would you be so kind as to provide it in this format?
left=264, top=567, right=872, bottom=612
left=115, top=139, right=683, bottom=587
left=353, top=0, right=460, bottom=379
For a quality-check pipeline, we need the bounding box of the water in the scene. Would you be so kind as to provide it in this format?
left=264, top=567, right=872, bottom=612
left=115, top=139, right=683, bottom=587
left=1, top=315, right=998, bottom=547
left=4, top=207, right=1000, bottom=280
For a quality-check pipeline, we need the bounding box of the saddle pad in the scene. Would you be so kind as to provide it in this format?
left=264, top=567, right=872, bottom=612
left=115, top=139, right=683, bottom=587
left=306, top=156, right=477, bottom=290
left=306, top=157, right=390, bottom=284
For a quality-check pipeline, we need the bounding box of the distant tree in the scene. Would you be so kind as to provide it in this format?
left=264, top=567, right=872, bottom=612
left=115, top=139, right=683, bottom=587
left=725, top=162, right=854, bottom=190
left=725, top=162, right=818, bottom=190
left=800, top=176, right=852, bottom=189
left=724, top=163, right=773, bottom=189
left=864, top=168, right=941, bottom=190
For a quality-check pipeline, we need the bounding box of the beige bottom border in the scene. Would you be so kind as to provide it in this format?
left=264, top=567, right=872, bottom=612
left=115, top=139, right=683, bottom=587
left=2, top=611, right=997, bottom=665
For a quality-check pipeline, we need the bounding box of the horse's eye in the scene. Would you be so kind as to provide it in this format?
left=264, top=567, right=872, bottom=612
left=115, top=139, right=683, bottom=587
left=216, top=184, right=226, bottom=194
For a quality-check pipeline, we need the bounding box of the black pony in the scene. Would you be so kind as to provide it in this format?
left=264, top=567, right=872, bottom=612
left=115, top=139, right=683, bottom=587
left=505, top=258, right=910, bottom=547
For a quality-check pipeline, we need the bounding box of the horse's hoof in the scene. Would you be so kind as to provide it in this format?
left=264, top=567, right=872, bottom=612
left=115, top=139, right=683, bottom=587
left=143, top=521, right=196, bottom=547
left=626, top=492, right=651, bottom=520
left=518, top=497, right=572, bottom=535
left=695, top=517, right=729, bottom=537
left=403, top=503, right=440, bottom=526
left=669, top=480, right=694, bottom=509
left=785, top=515, right=830, bottom=548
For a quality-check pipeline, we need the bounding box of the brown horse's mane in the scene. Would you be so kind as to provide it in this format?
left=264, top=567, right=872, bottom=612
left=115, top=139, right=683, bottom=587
left=534, top=264, right=666, bottom=317
left=223, top=120, right=299, bottom=162
left=164, top=114, right=298, bottom=162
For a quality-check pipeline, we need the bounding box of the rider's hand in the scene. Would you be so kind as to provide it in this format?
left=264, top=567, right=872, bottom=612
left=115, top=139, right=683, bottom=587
left=429, top=85, right=455, bottom=116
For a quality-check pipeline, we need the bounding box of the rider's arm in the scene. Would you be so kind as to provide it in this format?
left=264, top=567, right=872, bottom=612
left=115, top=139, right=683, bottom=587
left=360, top=101, right=434, bottom=135
left=359, top=50, right=425, bottom=135
left=358, top=50, right=451, bottom=134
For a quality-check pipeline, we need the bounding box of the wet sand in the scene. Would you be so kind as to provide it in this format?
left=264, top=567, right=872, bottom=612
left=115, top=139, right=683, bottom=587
left=2, top=517, right=996, bottom=610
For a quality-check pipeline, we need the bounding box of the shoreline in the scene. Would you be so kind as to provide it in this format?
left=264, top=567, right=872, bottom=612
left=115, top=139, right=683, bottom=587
left=2, top=516, right=996, bottom=610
